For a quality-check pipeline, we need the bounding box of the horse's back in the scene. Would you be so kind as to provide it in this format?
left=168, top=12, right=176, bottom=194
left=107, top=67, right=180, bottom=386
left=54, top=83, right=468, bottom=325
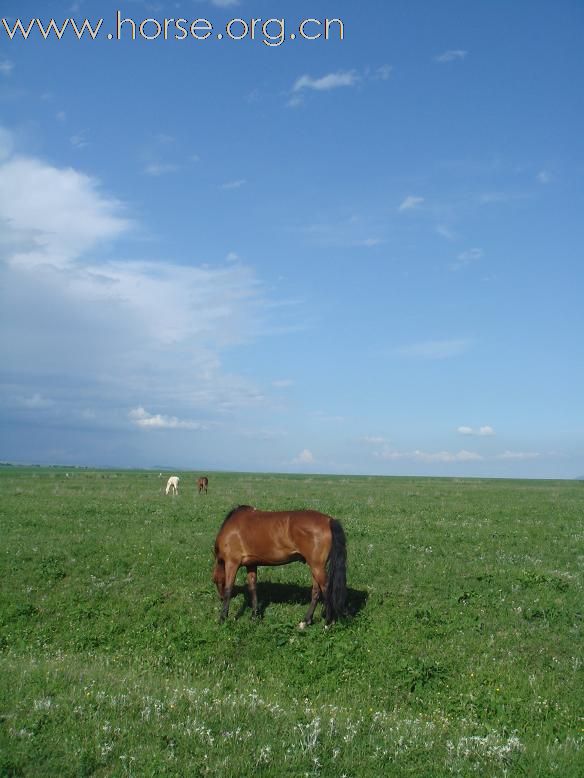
left=221, top=507, right=331, bottom=535
left=215, top=507, right=332, bottom=566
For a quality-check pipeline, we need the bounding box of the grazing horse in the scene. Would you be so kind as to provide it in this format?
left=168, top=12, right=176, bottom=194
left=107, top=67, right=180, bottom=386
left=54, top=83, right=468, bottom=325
left=212, top=505, right=347, bottom=627
left=165, top=475, right=180, bottom=495
left=198, top=476, right=209, bottom=494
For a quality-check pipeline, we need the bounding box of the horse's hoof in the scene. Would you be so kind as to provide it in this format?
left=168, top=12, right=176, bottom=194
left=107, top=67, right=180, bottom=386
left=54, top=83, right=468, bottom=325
left=298, top=621, right=307, bottom=630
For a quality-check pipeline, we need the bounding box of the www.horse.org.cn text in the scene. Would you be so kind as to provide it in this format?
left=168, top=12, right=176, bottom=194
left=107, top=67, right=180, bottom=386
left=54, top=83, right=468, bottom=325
left=1, top=15, right=345, bottom=47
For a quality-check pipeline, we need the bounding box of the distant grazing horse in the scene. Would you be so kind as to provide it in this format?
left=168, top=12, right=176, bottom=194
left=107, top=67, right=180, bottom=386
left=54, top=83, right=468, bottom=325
left=198, top=476, right=209, bottom=494
left=165, top=475, right=180, bottom=495
left=212, top=505, right=347, bottom=627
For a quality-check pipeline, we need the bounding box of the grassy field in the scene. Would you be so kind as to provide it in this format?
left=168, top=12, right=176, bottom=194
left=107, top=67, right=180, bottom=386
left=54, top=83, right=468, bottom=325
left=0, top=468, right=582, bottom=776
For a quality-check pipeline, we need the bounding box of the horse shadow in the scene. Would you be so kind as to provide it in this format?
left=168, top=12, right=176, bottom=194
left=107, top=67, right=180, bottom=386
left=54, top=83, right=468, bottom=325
left=230, top=581, right=368, bottom=620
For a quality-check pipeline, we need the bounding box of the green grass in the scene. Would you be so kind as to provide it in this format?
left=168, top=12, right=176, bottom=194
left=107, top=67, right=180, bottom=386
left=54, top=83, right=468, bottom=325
left=1, top=468, right=582, bottom=776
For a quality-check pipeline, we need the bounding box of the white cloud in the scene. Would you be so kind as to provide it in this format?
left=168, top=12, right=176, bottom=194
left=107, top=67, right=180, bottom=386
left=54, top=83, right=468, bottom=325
left=70, top=132, right=89, bottom=149
left=375, top=64, right=393, bottom=81
left=496, top=450, right=541, bottom=460
left=361, top=435, right=387, bottom=445
left=480, top=426, right=495, bottom=436
left=287, top=94, right=304, bottom=109
left=436, top=224, right=457, bottom=241
left=239, top=428, right=287, bottom=441
left=210, top=0, right=240, bottom=6
left=144, top=162, right=179, bottom=176
left=396, top=339, right=471, bottom=359
left=376, top=447, right=482, bottom=463
left=272, top=379, right=293, bottom=388
left=452, top=247, right=483, bottom=270
left=129, top=407, right=206, bottom=430
left=293, top=71, right=359, bottom=93
left=0, top=59, right=14, bottom=76
left=435, top=50, right=467, bottom=63
left=457, top=425, right=495, bottom=436
left=140, top=132, right=181, bottom=176
left=398, top=195, right=424, bottom=212
left=220, top=179, right=246, bottom=190
left=0, top=154, right=129, bottom=270
left=293, top=448, right=315, bottom=465
left=288, top=66, right=389, bottom=107
left=536, top=170, right=551, bottom=184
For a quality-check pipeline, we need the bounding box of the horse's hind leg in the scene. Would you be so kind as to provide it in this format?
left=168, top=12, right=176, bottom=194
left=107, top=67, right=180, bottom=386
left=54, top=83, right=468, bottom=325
left=300, top=567, right=327, bottom=628
left=299, top=582, right=320, bottom=628
left=246, top=566, right=258, bottom=617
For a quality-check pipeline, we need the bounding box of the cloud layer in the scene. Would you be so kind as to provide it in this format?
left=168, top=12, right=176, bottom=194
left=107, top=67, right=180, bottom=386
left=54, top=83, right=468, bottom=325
left=457, top=425, right=495, bottom=436
left=293, top=71, right=359, bottom=92
left=0, top=128, right=267, bottom=443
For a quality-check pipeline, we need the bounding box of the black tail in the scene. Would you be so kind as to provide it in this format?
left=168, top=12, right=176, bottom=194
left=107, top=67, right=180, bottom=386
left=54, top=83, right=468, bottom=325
left=325, top=518, right=347, bottom=623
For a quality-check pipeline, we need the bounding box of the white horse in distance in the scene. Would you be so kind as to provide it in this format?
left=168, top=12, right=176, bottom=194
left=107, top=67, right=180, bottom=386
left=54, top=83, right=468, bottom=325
left=165, top=476, right=180, bottom=495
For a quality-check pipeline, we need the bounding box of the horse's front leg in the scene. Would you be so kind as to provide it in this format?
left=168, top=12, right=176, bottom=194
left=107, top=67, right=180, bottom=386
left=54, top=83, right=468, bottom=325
left=246, top=566, right=258, bottom=617
left=219, top=562, right=239, bottom=623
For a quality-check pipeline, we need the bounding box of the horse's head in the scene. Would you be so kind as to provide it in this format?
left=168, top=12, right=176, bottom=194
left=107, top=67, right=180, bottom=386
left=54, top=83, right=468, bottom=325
left=212, top=558, right=226, bottom=598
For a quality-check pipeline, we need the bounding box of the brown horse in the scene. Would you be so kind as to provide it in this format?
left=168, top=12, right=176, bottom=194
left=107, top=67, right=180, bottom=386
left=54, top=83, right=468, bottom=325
left=212, top=505, right=347, bottom=627
left=197, top=476, right=208, bottom=494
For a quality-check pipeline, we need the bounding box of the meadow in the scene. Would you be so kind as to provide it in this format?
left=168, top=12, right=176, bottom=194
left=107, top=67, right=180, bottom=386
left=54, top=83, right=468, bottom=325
left=0, top=468, right=582, bottom=776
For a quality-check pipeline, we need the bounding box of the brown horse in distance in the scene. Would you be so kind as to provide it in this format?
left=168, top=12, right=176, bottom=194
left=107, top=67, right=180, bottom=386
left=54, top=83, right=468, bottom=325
left=212, top=505, right=347, bottom=627
left=197, top=476, right=209, bottom=494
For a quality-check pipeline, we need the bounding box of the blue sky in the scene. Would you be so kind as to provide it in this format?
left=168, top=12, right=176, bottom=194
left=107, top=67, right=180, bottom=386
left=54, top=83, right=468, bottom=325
left=1, top=0, right=583, bottom=477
